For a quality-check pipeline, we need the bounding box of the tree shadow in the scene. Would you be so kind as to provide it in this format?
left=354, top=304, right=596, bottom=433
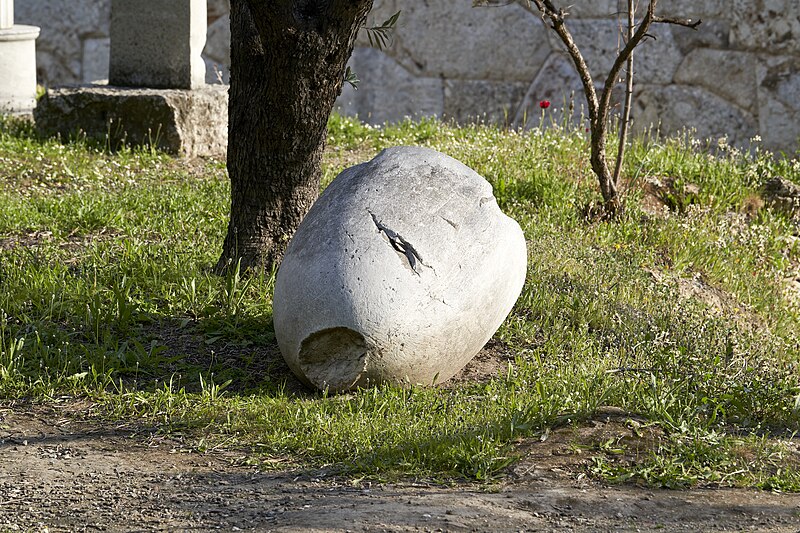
left=119, top=311, right=311, bottom=398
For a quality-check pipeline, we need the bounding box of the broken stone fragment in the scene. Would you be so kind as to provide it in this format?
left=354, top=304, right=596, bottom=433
left=273, top=146, right=527, bottom=392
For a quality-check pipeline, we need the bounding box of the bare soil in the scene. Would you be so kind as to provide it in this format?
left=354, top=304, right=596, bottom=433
left=2, top=403, right=800, bottom=533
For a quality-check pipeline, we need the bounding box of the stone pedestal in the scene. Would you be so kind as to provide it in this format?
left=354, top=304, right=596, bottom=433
left=34, top=85, right=228, bottom=157
left=0, top=0, right=39, bottom=116
left=35, top=0, right=227, bottom=157
left=109, top=0, right=206, bottom=89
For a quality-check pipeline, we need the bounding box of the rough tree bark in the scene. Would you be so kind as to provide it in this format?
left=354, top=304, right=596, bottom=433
left=217, top=0, right=373, bottom=272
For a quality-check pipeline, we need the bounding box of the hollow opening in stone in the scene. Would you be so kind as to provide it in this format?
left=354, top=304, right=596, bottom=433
left=298, top=327, right=369, bottom=392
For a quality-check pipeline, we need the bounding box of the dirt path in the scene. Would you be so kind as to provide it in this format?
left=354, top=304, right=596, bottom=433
left=2, top=406, right=800, bottom=532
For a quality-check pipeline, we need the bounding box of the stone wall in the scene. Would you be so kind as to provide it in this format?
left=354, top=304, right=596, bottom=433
left=16, top=0, right=800, bottom=152
left=341, top=0, right=800, bottom=153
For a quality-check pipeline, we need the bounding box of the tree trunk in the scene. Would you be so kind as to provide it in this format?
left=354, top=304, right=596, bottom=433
left=217, top=0, right=373, bottom=272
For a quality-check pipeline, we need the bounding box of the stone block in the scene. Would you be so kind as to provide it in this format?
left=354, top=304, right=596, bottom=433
left=443, top=79, right=528, bottom=126
left=0, top=25, right=40, bottom=116
left=757, top=55, right=800, bottom=153
left=34, top=85, right=228, bottom=157
left=730, top=0, right=800, bottom=54
left=671, top=20, right=730, bottom=55
left=207, top=0, right=229, bottom=23
left=336, top=47, right=443, bottom=125
left=81, top=37, right=110, bottom=83
left=513, top=53, right=584, bottom=128
left=203, top=12, right=229, bottom=83
left=355, top=0, right=398, bottom=48
left=521, top=0, right=720, bottom=20
left=109, top=0, right=206, bottom=89
left=391, top=1, right=549, bottom=81
left=552, top=1, right=617, bottom=17
left=547, top=20, right=683, bottom=85
left=675, top=49, right=758, bottom=113
left=512, top=53, right=622, bottom=130
left=203, top=13, right=229, bottom=65
left=274, top=146, right=527, bottom=392
left=633, top=84, right=757, bottom=147
left=655, top=0, right=727, bottom=18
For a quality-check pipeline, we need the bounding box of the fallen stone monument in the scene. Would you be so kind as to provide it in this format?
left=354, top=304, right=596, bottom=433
left=273, top=146, right=527, bottom=392
left=34, top=85, right=227, bottom=157
left=34, top=0, right=226, bottom=157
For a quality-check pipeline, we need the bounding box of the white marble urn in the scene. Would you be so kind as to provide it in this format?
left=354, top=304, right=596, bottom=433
left=273, top=146, right=527, bottom=392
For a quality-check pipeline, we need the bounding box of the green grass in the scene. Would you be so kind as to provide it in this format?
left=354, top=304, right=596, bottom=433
left=1, top=112, right=799, bottom=488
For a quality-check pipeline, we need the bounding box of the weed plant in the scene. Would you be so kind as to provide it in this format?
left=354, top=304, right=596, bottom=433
left=1, top=112, right=799, bottom=488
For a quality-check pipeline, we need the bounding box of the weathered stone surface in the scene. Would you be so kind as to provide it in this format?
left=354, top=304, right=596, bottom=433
left=81, top=37, right=110, bottom=83
left=756, top=92, right=800, bottom=154
left=675, top=49, right=758, bottom=113
left=443, top=79, right=528, bottom=126
left=17, top=0, right=800, bottom=152
left=759, top=55, right=800, bottom=104
left=513, top=53, right=586, bottom=129
left=204, top=14, right=230, bottom=66
left=546, top=20, right=683, bottom=85
left=17, top=0, right=228, bottom=87
left=15, top=0, right=110, bottom=85
left=730, top=0, right=800, bottom=54
left=203, top=13, right=230, bottom=84
left=207, top=0, right=229, bottom=23
left=355, top=0, right=398, bottom=48
left=109, top=0, right=206, bottom=89
left=655, top=0, right=727, bottom=18
left=633, top=85, right=756, bottom=146
left=274, top=147, right=527, bottom=392
left=34, top=85, right=228, bottom=157
left=671, top=21, right=730, bottom=55
left=336, top=48, right=443, bottom=125
left=757, top=55, right=800, bottom=152
left=0, top=25, right=40, bottom=116
left=553, top=1, right=617, bottom=17
left=390, top=1, right=549, bottom=81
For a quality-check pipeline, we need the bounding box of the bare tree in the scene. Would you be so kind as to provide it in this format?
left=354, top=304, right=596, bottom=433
left=509, top=0, right=701, bottom=216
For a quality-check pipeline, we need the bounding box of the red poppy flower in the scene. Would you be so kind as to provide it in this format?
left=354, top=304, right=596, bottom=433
left=539, top=100, right=551, bottom=109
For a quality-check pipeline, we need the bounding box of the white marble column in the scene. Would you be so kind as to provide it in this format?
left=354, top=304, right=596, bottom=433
left=0, top=0, right=40, bottom=115
left=0, top=0, right=12, bottom=29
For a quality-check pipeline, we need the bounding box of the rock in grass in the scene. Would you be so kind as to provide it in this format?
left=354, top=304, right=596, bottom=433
left=273, top=146, right=527, bottom=392
left=762, top=176, right=800, bottom=218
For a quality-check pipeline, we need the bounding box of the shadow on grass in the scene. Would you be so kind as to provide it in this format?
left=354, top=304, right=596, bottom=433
left=114, top=311, right=310, bottom=398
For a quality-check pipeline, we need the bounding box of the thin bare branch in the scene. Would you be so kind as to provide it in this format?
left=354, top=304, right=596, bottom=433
left=530, top=0, right=599, bottom=120
left=653, top=15, right=702, bottom=28
left=613, top=0, right=636, bottom=188
left=597, top=1, right=655, bottom=133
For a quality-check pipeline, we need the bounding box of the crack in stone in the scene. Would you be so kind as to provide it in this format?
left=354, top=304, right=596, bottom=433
left=440, top=215, right=459, bottom=230
left=369, top=211, right=427, bottom=275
